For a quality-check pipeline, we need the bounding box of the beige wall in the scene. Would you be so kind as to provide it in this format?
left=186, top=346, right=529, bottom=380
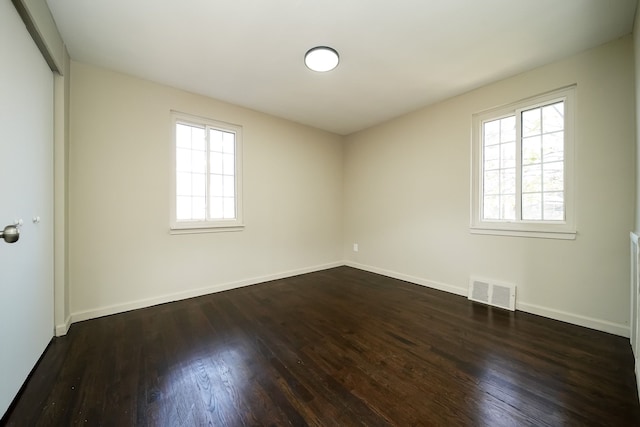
left=69, top=36, right=635, bottom=336
left=344, top=36, right=635, bottom=335
left=69, top=62, right=344, bottom=320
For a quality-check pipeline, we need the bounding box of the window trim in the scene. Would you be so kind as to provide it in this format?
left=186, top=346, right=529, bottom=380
left=169, top=111, right=244, bottom=234
left=470, top=86, right=576, bottom=240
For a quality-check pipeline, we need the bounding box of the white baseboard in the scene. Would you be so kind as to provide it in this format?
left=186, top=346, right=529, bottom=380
left=70, top=261, right=343, bottom=325
left=55, top=315, right=71, bottom=337
left=517, top=301, right=629, bottom=338
left=345, top=261, right=630, bottom=338
left=344, top=261, right=468, bottom=296
left=67, top=260, right=631, bottom=339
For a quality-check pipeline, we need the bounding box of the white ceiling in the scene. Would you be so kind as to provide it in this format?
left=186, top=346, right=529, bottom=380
left=47, top=0, right=637, bottom=135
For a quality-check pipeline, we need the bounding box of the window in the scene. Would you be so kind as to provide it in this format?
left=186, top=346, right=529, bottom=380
left=471, top=86, right=575, bottom=239
left=170, top=111, right=243, bottom=233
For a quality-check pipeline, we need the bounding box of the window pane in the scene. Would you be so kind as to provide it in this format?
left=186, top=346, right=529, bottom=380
left=210, top=174, right=223, bottom=197
left=192, top=173, right=205, bottom=196
left=542, top=102, right=564, bottom=133
left=176, top=148, right=191, bottom=172
left=484, top=120, right=500, bottom=146
left=176, top=196, right=192, bottom=220
left=543, top=161, right=563, bottom=192
left=192, top=127, right=205, bottom=151
left=174, top=115, right=242, bottom=227
left=543, top=132, right=563, bottom=163
left=191, top=150, right=206, bottom=174
left=223, top=176, right=235, bottom=196
left=522, top=193, right=542, bottom=220
left=210, top=129, right=223, bottom=152
left=176, top=124, right=193, bottom=148
left=484, top=145, right=500, bottom=170
left=500, top=142, right=515, bottom=168
left=501, top=195, right=516, bottom=220
left=484, top=170, right=499, bottom=195
left=522, top=108, right=541, bottom=137
left=210, top=152, right=223, bottom=174
left=223, top=197, right=235, bottom=219
left=223, top=153, right=235, bottom=175
left=500, top=116, right=516, bottom=142
left=475, top=89, right=572, bottom=230
left=501, top=168, right=516, bottom=194
left=484, top=159, right=499, bottom=171
left=222, top=132, right=235, bottom=154
left=543, top=192, right=564, bottom=220
left=482, top=115, right=516, bottom=223
left=522, top=164, right=542, bottom=193
left=210, top=196, right=223, bottom=219
left=176, top=172, right=192, bottom=196
left=191, top=196, right=206, bottom=220
left=522, top=136, right=541, bottom=165
left=176, top=125, right=208, bottom=219
left=483, top=195, right=500, bottom=220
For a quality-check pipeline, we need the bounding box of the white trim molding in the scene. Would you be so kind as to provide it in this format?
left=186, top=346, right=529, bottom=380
left=55, top=315, right=71, bottom=337
left=345, top=261, right=468, bottom=297
left=517, top=301, right=629, bottom=338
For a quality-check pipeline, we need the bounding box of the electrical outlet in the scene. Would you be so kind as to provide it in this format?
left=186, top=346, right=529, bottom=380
left=353, top=243, right=359, bottom=252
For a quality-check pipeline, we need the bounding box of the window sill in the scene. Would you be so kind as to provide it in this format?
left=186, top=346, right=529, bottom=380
left=169, top=223, right=245, bottom=235
left=470, top=226, right=576, bottom=240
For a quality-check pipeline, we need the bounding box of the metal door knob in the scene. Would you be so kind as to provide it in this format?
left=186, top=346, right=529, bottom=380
left=0, top=225, right=19, bottom=243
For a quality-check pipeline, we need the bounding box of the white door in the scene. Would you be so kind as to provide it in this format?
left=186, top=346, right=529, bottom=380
left=0, top=1, right=55, bottom=417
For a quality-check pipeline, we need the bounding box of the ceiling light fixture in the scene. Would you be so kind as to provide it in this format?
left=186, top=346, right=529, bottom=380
left=304, top=46, right=339, bottom=72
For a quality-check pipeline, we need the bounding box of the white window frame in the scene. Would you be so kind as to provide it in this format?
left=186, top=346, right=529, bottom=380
left=170, top=111, right=244, bottom=234
left=470, top=86, right=576, bottom=240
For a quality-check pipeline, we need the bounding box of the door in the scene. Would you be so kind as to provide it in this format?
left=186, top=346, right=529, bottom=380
left=0, top=1, right=55, bottom=417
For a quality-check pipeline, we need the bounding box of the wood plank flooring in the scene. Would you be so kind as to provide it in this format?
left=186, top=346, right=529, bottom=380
left=3, top=266, right=640, bottom=426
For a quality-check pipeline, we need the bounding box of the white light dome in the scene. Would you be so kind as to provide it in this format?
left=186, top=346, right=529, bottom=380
left=304, top=46, right=339, bottom=72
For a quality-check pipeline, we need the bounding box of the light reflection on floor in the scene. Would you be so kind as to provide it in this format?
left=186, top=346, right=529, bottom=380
left=160, top=343, right=251, bottom=424
left=468, top=305, right=571, bottom=426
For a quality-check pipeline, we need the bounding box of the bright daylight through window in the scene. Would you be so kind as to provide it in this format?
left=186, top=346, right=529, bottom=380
left=170, top=112, right=243, bottom=233
left=471, top=86, right=575, bottom=239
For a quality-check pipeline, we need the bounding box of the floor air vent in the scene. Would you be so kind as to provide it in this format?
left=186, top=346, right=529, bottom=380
left=468, top=278, right=516, bottom=311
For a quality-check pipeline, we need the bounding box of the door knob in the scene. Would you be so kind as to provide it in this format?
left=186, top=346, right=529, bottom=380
left=0, top=225, right=19, bottom=244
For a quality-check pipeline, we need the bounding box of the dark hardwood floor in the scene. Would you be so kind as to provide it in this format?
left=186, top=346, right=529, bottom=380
left=3, top=266, right=640, bottom=426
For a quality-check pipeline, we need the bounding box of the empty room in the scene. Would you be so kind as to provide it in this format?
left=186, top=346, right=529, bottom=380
left=2, top=0, right=640, bottom=425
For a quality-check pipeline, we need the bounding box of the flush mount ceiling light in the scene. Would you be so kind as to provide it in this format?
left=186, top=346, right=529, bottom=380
left=304, top=46, right=340, bottom=72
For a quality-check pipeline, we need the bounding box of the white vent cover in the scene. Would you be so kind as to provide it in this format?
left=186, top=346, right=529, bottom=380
left=468, top=278, right=516, bottom=311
